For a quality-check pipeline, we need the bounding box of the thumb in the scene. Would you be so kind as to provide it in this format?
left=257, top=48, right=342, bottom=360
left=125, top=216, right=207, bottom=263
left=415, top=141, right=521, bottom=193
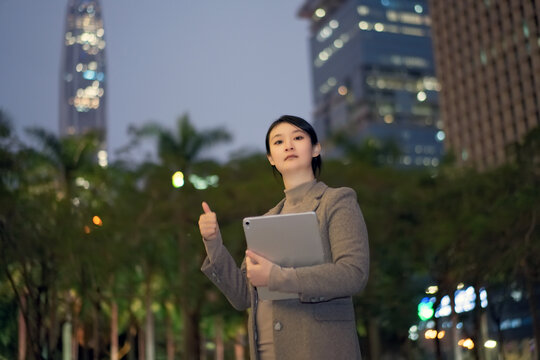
left=245, top=250, right=262, bottom=263
left=201, top=201, right=212, bottom=214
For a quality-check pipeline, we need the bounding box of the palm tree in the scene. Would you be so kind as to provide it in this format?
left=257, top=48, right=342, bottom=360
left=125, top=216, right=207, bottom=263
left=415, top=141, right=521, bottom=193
left=24, top=127, right=100, bottom=199
left=10, top=128, right=102, bottom=359
left=128, top=113, right=231, bottom=360
left=129, top=113, right=231, bottom=172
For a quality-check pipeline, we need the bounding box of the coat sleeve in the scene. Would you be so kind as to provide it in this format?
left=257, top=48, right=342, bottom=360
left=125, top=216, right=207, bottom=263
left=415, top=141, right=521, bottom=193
left=269, top=187, right=369, bottom=302
left=201, top=237, right=251, bottom=311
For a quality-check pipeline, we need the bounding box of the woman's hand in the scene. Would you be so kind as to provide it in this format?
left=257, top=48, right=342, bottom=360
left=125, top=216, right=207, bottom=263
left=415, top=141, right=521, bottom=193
left=245, top=250, right=274, bottom=287
left=198, top=201, right=220, bottom=241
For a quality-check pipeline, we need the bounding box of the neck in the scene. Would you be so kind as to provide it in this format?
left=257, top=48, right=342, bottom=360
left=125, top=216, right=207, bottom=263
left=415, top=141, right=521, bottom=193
left=282, top=170, right=315, bottom=190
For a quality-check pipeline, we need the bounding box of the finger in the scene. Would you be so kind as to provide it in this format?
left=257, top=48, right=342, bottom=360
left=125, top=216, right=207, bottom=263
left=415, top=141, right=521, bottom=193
left=200, top=226, right=215, bottom=236
left=199, top=216, right=216, bottom=226
left=202, top=201, right=212, bottom=214
left=245, top=250, right=260, bottom=264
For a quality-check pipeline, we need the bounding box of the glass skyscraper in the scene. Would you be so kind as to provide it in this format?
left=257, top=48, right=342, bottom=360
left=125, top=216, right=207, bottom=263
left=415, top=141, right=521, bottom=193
left=298, top=0, right=444, bottom=167
left=59, top=0, right=107, bottom=166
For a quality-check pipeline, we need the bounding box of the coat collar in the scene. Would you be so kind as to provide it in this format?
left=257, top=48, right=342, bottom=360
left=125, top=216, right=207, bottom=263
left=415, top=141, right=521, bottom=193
left=265, top=181, right=328, bottom=215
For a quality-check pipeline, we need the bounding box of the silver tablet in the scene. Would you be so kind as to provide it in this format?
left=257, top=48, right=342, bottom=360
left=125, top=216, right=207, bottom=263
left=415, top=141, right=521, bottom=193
left=243, top=211, right=325, bottom=300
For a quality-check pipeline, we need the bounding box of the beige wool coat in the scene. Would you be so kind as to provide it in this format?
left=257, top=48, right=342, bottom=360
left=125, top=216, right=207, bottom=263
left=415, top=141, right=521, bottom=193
left=201, top=181, right=370, bottom=360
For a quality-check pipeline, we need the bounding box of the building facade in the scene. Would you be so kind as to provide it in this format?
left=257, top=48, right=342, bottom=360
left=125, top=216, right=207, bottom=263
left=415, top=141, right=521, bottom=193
left=298, top=0, right=444, bottom=167
left=59, top=0, right=107, bottom=166
left=429, top=0, right=540, bottom=169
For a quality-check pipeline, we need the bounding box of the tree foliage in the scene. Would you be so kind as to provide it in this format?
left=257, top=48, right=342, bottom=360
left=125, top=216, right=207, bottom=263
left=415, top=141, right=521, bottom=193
left=0, top=112, right=538, bottom=359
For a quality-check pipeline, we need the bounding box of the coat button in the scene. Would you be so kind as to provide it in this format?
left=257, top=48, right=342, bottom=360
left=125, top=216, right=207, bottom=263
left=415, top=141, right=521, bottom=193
left=274, top=321, right=282, bottom=331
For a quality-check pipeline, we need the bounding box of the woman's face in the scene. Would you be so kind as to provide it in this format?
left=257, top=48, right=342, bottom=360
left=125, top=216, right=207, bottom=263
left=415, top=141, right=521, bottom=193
left=266, top=122, right=320, bottom=176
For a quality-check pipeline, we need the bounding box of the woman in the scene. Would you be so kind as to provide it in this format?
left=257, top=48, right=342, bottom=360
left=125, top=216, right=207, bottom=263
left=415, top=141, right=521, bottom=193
left=198, top=115, right=369, bottom=360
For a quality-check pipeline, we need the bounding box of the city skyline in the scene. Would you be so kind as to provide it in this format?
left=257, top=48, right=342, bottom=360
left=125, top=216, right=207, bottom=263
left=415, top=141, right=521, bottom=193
left=0, top=1, right=311, bottom=162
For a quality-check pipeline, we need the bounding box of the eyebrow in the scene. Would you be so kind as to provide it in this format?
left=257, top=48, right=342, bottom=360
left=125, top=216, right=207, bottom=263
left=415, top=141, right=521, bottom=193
left=271, top=129, right=304, bottom=140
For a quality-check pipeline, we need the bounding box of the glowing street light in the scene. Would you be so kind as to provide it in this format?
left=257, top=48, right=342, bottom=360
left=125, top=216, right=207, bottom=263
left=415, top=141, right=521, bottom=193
left=172, top=171, right=185, bottom=188
left=93, top=215, right=103, bottom=226
left=458, top=338, right=475, bottom=350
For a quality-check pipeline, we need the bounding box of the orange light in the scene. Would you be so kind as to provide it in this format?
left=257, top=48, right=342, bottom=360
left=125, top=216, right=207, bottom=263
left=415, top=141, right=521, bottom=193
left=84, top=225, right=91, bottom=234
left=338, top=86, right=348, bottom=96
left=92, top=215, right=103, bottom=226
left=459, top=338, right=474, bottom=349
left=425, top=329, right=445, bottom=340
left=424, top=329, right=437, bottom=339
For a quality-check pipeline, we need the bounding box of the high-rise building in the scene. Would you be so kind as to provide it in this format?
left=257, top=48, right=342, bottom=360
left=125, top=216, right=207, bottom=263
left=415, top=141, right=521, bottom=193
left=298, top=0, right=444, bottom=168
left=429, top=0, right=540, bottom=169
left=59, top=0, right=107, bottom=166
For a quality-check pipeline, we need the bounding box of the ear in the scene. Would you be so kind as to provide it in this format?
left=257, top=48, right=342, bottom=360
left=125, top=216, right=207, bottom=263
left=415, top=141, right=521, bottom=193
left=267, top=153, right=275, bottom=166
left=312, top=143, right=321, bottom=158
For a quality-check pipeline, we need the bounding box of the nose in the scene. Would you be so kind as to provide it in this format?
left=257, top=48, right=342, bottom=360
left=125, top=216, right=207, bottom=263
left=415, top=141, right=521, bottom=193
left=284, top=139, right=294, bottom=151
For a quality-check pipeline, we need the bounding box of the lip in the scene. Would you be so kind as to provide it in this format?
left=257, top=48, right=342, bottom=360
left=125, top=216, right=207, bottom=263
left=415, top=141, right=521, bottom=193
left=284, top=155, right=298, bottom=161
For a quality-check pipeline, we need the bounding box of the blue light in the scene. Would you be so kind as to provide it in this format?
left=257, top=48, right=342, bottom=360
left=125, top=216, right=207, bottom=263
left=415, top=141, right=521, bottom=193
left=436, top=131, right=445, bottom=141
left=381, top=0, right=390, bottom=6
left=454, top=287, right=476, bottom=313
left=97, top=72, right=105, bottom=81
left=480, top=288, right=488, bottom=308
left=83, top=70, right=96, bottom=80
left=435, top=295, right=451, bottom=318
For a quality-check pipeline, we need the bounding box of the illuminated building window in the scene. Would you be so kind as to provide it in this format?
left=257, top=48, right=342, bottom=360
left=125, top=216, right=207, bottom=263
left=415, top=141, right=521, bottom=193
left=314, top=8, right=326, bottom=19
left=401, top=26, right=426, bottom=37
left=315, top=32, right=352, bottom=67
left=385, top=25, right=400, bottom=33
left=387, top=11, right=398, bottom=22
left=359, top=21, right=370, bottom=30
left=317, top=20, right=340, bottom=42
left=400, top=13, right=423, bottom=25
left=327, top=77, right=337, bottom=86
left=386, top=10, right=430, bottom=25
left=357, top=6, right=369, bottom=15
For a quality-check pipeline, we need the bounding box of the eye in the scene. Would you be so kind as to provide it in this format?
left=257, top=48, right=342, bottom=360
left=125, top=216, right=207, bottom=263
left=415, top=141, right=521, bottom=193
left=294, top=135, right=304, bottom=141
left=273, top=139, right=283, bottom=145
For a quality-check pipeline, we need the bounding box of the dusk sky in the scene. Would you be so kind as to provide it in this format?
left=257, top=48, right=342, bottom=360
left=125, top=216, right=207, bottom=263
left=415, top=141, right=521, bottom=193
left=0, top=1, right=312, bottom=162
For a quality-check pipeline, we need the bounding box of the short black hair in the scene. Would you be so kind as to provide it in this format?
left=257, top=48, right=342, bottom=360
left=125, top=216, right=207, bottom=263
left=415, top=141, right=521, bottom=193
left=265, top=115, right=322, bottom=177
